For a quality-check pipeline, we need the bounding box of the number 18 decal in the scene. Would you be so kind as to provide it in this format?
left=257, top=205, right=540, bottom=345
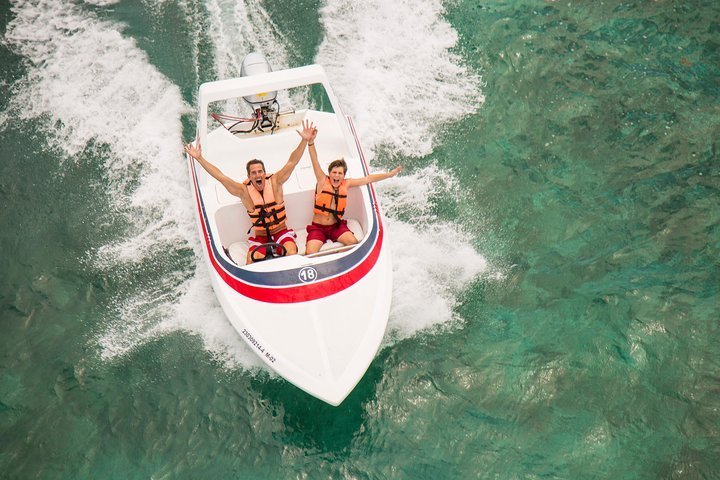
left=298, top=266, right=319, bottom=283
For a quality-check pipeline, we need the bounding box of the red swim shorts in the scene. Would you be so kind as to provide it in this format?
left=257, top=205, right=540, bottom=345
left=248, top=228, right=296, bottom=256
left=306, top=220, right=351, bottom=243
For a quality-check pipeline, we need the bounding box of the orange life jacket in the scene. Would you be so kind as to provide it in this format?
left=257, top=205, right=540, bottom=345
left=244, top=175, right=287, bottom=235
left=313, top=177, right=347, bottom=220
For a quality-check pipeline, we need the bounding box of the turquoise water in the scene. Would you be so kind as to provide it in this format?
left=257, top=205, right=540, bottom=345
left=1, top=0, right=719, bottom=478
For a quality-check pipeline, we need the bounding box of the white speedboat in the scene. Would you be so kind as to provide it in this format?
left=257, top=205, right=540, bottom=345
left=186, top=58, right=392, bottom=405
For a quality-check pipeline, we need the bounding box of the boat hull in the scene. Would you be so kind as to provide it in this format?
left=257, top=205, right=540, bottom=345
left=188, top=65, right=392, bottom=405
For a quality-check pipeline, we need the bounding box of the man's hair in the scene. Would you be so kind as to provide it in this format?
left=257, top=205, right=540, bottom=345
left=246, top=159, right=265, bottom=175
left=327, top=158, right=347, bottom=174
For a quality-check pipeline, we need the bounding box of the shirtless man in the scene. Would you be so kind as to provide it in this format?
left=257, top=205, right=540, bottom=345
left=305, top=127, right=402, bottom=255
left=185, top=120, right=316, bottom=264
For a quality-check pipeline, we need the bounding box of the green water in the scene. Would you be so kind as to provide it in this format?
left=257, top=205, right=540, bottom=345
left=1, top=0, right=719, bottom=478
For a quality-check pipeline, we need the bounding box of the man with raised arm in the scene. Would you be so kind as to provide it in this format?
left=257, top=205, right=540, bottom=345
left=304, top=126, right=402, bottom=255
left=184, top=120, right=317, bottom=264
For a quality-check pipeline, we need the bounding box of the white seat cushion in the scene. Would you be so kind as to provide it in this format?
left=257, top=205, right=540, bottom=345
left=227, top=241, right=250, bottom=265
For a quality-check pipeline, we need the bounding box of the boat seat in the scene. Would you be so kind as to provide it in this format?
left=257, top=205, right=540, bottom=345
left=226, top=218, right=364, bottom=265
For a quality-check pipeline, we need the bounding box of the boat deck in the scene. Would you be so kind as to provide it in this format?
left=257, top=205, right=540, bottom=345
left=195, top=109, right=370, bottom=268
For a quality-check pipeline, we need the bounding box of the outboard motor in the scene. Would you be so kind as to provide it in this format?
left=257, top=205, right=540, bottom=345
left=240, top=53, right=279, bottom=131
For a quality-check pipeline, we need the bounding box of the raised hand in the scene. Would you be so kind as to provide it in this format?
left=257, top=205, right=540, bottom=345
left=184, top=141, right=202, bottom=160
left=297, top=119, right=317, bottom=143
left=389, top=165, right=403, bottom=177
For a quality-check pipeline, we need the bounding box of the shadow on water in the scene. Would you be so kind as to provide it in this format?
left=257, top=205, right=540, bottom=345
left=254, top=351, right=389, bottom=453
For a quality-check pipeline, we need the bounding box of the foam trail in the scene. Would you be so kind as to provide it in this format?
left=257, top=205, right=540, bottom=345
left=82, top=0, right=120, bottom=5
left=317, top=1, right=488, bottom=338
left=377, top=165, right=489, bottom=339
left=3, top=0, right=191, bottom=255
left=317, top=0, right=484, bottom=158
left=2, top=0, right=215, bottom=360
left=206, top=0, right=289, bottom=78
